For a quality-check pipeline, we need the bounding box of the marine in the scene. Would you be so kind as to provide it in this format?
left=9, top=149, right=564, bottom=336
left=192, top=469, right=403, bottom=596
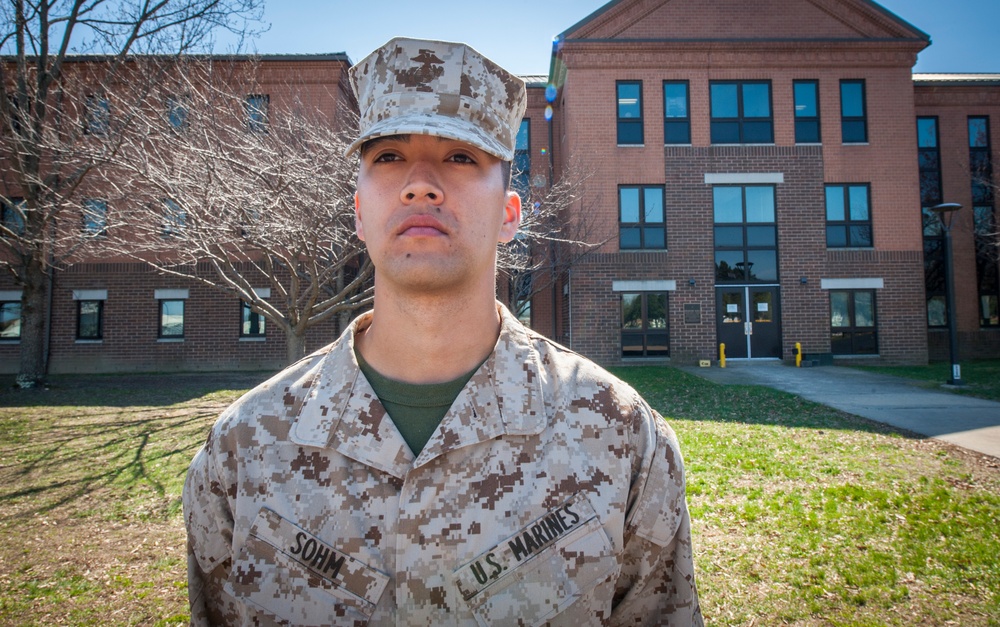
left=183, top=36, right=703, bottom=626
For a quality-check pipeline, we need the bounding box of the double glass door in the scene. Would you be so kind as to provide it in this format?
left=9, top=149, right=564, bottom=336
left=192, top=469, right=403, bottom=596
left=716, top=286, right=782, bottom=359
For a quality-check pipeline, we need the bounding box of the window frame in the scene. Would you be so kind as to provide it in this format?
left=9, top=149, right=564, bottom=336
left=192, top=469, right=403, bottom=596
left=1, top=196, right=26, bottom=236
left=710, top=80, right=774, bottom=145
left=76, top=299, right=104, bottom=340
left=712, top=185, right=779, bottom=283
left=244, top=93, right=270, bottom=133
left=84, top=93, right=110, bottom=136
left=0, top=300, right=21, bottom=340
left=240, top=301, right=266, bottom=338
left=840, top=80, right=868, bottom=144
left=82, top=198, right=107, bottom=236
left=158, top=299, right=185, bottom=338
left=618, top=184, right=666, bottom=251
left=793, top=80, right=821, bottom=144
left=663, top=80, right=691, bottom=145
left=512, top=118, right=531, bottom=196
left=161, top=198, right=185, bottom=237
left=166, top=95, right=189, bottom=131
left=825, top=184, right=873, bottom=248
left=830, top=289, right=878, bottom=355
left=616, top=81, right=644, bottom=145
left=621, top=292, right=669, bottom=358
left=970, top=116, right=998, bottom=327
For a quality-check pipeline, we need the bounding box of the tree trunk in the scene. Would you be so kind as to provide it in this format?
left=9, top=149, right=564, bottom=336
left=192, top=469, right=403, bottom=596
left=18, top=257, right=49, bottom=388
left=286, top=329, right=307, bottom=366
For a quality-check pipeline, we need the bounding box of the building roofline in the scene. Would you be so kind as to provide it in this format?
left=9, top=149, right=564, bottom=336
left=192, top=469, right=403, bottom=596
left=2, top=52, right=352, bottom=63
left=557, top=36, right=929, bottom=46
left=913, top=73, right=1000, bottom=86
left=863, top=0, right=931, bottom=42
left=557, top=0, right=931, bottom=43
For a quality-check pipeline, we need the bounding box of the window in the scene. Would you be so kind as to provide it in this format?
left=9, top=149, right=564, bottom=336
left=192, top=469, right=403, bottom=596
left=825, top=185, right=872, bottom=248
left=512, top=119, right=530, bottom=196
left=619, top=185, right=665, bottom=250
left=7, top=95, right=26, bottom=135
left=918, top=116, right=946, bottom=327
left=794, top=80, right=820, bottom=143
left=622, top=292, right=668, bottom=357
left=241, top=301, right=266, bottom=337
left=77, top=300, right=104, bottom=340
left=1, top=197, right=26, bottom=236
left=616, top=81, right=643, bottom=145
left=970, top=117, right=998, bottom=326
left=975, top=207, right=1000, bottom=326
left=0, top=300, right=20, bottom=339
left=918, top=117, right=942, bottom=213
left=830, top=290, right=877, bottom=355
left=663, top=81, right=690, bottom=144
left=161, top=198, right=185, bottom=236
left=84, top=94, right=110, bottom=135
left=970, top=116, right=993, bottom=206
left=713, top=186, right=778, bottom=282
left=166, top=95, right=189, bottom=130
left=159, top=299, right=185, bottom=338
left=82, top=198, right=107, bottom=236
left=244, top=94, right=269, bottom=133
left=710, top=81, right=773, bottom=144
left=840, top=80, right=867, bottom=143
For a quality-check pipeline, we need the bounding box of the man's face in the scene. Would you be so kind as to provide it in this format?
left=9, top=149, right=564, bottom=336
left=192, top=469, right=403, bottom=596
left=354, top=134, right=521, bottom=295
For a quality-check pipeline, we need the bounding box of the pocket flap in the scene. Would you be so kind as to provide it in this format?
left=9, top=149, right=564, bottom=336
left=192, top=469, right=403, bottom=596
left=453, top=494, right=618, bottom=626
left=226, top=507, right=390, bottom=626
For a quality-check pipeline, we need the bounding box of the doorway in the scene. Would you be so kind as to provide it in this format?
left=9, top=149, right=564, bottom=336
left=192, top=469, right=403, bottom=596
left=716, top=286, right=782, bottom=359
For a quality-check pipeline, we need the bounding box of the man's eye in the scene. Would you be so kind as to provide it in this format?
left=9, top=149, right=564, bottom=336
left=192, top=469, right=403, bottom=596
left=373, top=152, right=401, bottom=163
left=448, top=153, right=476, bottom=164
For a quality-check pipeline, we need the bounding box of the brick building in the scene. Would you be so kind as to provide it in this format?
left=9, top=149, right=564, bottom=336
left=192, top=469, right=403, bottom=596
left=521, top=0, right=999, bottom=366
left=2, top=0, right=999, bottom=373
left=1, top=55, right=355, bottom=374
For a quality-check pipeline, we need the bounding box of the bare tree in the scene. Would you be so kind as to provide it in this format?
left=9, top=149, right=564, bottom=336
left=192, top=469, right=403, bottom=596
left=0, top=0, right=264, bottom=387
left=498, top=158, right=606, bottom=323
left=105, top=59, right=371, bottom=364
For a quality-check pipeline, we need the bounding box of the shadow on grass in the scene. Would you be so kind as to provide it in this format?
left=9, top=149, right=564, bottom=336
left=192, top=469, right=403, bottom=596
left=611, top=365, right=924, bottom=439
left=0, top=371, right=271, bottom=408
left=0, top=374, right=253, bottom=520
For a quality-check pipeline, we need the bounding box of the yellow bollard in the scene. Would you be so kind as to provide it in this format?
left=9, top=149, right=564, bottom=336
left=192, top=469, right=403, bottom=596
left=795, top=342, right=802, bottom=367
left=719, top=343, right=726, bottom=368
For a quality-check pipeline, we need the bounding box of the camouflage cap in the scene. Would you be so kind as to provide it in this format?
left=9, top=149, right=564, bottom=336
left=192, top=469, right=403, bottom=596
left=346, top=37, right=527, bottom=161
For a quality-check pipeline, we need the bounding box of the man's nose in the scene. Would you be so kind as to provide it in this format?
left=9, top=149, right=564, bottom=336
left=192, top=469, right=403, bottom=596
left=400, top=162, right=444, bottom=204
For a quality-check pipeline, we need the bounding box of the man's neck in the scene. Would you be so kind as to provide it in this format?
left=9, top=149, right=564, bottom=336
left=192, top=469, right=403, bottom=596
left=355, top=283, right=501, bottom=385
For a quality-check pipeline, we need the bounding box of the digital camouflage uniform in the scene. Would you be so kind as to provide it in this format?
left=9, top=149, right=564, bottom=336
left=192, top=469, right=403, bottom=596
left=184, top=306, right=702, bottom=626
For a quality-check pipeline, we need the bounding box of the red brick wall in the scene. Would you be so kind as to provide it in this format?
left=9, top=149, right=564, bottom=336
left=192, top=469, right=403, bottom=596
left=0, top=262, right=343, bottom=374
left=550, top=14, right=929, bottom=366
left=915, top=83, right=1000, bottom=360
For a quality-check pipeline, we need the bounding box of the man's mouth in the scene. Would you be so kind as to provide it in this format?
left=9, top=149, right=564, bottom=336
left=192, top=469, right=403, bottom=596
left=397, top=214, right=447, bottom=237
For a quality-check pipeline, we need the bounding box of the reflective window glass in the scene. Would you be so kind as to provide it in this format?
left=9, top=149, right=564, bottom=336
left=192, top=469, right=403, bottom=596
left=745, top=187, right=775, bottom=223
left=713, top=187, right=743, bottom=223
left=742, top=83, right=771, bottom=118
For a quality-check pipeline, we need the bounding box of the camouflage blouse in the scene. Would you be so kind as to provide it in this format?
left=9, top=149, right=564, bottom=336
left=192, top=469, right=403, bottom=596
left=183, top=305, right=702, bottom=626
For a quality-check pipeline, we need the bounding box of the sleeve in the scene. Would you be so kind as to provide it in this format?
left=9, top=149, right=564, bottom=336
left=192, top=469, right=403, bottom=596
left=182, top=430, right=239, bottom=626
left=610, top=407, right=703, bottom=627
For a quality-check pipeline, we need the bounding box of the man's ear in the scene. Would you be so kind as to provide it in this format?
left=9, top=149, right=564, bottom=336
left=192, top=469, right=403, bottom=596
left=498, top=191, right=521, bottom=244
left=354, top=192, right=365, bottom=241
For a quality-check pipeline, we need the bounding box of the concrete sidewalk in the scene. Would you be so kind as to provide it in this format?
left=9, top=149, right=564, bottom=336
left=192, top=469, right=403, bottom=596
left=680, top=361, right=1000, bottom=460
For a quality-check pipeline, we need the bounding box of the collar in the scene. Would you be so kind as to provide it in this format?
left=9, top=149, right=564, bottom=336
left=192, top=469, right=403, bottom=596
left=289, top=304, right=548, bottom=478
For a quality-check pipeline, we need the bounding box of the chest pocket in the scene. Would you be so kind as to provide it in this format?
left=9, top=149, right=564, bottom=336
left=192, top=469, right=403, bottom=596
left=453, top=494, right=619, bottom=626
left=226, top=507, right=390, bottom=626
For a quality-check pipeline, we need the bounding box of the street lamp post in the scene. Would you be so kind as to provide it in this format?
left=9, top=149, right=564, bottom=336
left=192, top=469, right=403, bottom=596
left=929, top=202, right=963, bottom=386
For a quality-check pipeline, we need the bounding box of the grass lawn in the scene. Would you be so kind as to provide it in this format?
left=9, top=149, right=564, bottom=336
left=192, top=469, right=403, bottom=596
left=852, top=359, right=1000, bottom=402
left=1, top=368, right=998, bottom=625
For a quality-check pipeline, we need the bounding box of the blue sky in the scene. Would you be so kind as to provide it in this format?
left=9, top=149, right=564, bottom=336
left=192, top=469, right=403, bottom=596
left=227, top=0, right=1000, bottom=75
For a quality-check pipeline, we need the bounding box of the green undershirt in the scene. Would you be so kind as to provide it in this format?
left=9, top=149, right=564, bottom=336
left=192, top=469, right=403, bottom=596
left=355, top=348, right=483, bottom=456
